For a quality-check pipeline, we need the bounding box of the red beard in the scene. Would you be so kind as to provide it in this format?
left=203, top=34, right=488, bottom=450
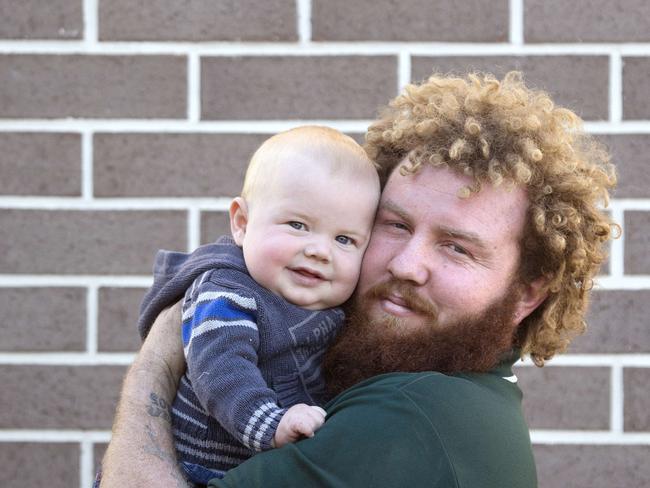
left=322, top=279, right=521, bottom=398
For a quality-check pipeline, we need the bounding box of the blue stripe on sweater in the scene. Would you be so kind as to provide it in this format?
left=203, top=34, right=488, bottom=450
left=182, top=298, right=256, bottom=346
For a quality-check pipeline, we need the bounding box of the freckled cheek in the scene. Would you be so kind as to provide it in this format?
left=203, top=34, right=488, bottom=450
left=433, top=272, right=492, bottom=315
left=366, top=236, right=397, bottom=268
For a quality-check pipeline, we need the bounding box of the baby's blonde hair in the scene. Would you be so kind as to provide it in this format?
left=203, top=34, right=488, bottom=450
left=241, top=126, right=377, bottom=202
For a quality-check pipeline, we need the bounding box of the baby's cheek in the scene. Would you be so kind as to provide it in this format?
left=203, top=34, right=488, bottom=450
left=256, top=238, right=293, bottom=266
left=336, top=254, right=364, bottom=292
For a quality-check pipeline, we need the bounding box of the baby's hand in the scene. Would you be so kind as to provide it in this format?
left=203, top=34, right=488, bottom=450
left=272, top=404, right=327, bottom=448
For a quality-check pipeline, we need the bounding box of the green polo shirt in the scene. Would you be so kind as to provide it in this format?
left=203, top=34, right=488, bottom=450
left=210, top=354, right=537, bottom=487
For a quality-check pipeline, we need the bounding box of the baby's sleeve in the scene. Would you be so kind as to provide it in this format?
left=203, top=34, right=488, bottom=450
left=182, top=277, right=287, bottom=451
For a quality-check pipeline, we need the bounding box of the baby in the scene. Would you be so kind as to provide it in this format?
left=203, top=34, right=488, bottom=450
left=137, top=126, right=380, bottom=485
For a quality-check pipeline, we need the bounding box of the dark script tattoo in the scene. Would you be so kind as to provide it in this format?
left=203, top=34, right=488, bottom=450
left=144, top=391, right=189, bottom=487
left=147, top=392, right=172, bottom=423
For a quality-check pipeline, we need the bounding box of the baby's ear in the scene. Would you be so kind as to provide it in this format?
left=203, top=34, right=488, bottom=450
left=229, top=197, right=249, bottom=246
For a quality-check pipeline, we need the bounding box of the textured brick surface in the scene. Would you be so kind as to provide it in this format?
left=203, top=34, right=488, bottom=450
left=624, top=211, right=650, bottom=275
left=0, top=0, right=82, bottom=39
left=515, top=367, right=610, bottom=429
left=201, top=56, right=398, bottom=119
left=0, top=287, right=86, bottom=352
left=0, top=210, right=186, bottom=274
left=94, top=443, right=108, bottom=474
left=624, top=368, right=650, bottom=431
left=623, top=57, right=650, bottom=120
left=0, top=365, right=126, bottom=428
left=0, top=442, right=79, bottom=488
left=98, top=287, right=147, bottom=352
left=598, top=134, right=650, bottom=198
left=312, top=0, right=508, bottom=42
left=0, top=133, right=81, bottom=196
left=99, top=0, right=296, bottom=41
left=0, top=55, right=186, bottom=118
left=525, top=0, right=650, bottom=42
left=94, top=133, right=266, bottom=197
left=571, top=290, right=650, bottom=353
left=534, top=445, right=650, bottom=488
left=201, top=211, right=231, bottom=244
left=412, top=56, right=609, bottom=121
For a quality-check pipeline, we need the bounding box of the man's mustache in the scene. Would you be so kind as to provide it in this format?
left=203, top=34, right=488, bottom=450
left=362, top=280, right=439, bottom=320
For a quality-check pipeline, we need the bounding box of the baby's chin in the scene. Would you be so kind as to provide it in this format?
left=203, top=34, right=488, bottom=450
left=288, top=292, right=352, bottom=311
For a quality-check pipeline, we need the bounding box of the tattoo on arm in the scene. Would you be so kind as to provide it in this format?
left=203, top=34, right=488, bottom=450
left=147, top=392, right=172, bottom=423
left=143, top=391, right=190, bottom=488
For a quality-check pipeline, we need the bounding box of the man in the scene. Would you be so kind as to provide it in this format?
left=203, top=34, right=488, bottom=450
left=100, top=72, right=617, bottom=487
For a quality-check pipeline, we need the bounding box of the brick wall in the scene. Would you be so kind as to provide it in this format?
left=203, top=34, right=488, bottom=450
left=1, top=1, right=649, bottom=487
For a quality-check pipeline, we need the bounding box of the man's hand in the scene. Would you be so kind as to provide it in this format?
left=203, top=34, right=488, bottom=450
left=100, top=300, right=190, bottom=488
left=272, top=404, right=327, bottom=448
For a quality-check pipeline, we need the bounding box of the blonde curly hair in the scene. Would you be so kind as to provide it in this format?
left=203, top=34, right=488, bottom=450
left=364, top=71, right=618, bottom=366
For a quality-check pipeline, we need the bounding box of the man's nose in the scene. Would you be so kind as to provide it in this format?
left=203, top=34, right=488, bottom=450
left=304, top=237, right=332, bottom=262
left=386, top=235, right=430, bottom=285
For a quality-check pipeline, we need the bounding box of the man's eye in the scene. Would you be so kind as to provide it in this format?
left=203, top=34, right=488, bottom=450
left=335, top=235, right=354, bottom=245
left=288, top=221, right=305, bottom=230
left=387, top=221, right=408, bottom=231
left=449, top=243, right=469, bottom=256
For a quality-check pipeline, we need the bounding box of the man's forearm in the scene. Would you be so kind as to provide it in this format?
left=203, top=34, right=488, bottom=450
left=101, top=302, right=190, bottom=488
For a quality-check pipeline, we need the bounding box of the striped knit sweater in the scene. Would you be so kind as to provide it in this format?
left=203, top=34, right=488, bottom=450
left=138, top=236, right=345, bottom=473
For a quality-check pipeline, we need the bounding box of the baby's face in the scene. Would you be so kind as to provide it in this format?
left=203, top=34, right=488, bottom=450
left=241, top=162, right=380, bottom=310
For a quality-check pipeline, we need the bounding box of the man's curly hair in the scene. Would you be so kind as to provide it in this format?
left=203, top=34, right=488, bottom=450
left=364, top=71, right=618, bottom=366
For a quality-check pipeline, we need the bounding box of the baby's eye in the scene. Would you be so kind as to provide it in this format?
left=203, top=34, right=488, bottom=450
left=335, top=235, right=354, bottom=246
left=288, top=221, right=306, bottom=230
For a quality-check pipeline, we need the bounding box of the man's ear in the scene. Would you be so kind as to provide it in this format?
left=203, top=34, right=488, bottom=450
left=229, top=197, right=249, bottom=246
left=514, top=276, right=548, bottom=325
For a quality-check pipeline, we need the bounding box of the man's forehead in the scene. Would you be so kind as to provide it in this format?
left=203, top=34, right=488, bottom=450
left=385, top=162, right=527, bottom=202
left=381, top=163, right=529, bottom=240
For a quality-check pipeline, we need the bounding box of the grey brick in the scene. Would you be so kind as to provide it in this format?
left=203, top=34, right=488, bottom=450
left=94, top=443, right=108, bottom=474
left=0, top=133, right=81, bottom=196
left=347, top=133, right=366, bottom=146
left=0, top=443, right=79, bottom=488
left=411, top=56, right=609, bottom=121
left=0, top=55, right=186, bottom=119
left=98, top=287, right=147, bottom=352
left=624, top=211, right=650, bottom=275
left=94, top=133, right=266, bottom=197
left=624, top=368, right=650, bottom=431
left=0, top=365, right=126, bottom=428
left=598, top=134, right=650, bottom=199
left=201, top=211, right=231, bottom=244
left=0, top=0, right=82, bottom=39
left=0, top=209, right=186, bottom=274
left=525, top=0, right=650, bottom=42
left=312, top=0, right=508, bottom=42
left=99, top=0, right=296, bottom=41
left=515, top=366, right=609, bottom=429
left=201, top=56, right=397, bottom=120
left=572, top=290, right=650, bottom=353
left=534, top=445, right=650, bottom=488
left=623, top=57, right=650, bottom=120
left=0, top=287, right=86, bottom=352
